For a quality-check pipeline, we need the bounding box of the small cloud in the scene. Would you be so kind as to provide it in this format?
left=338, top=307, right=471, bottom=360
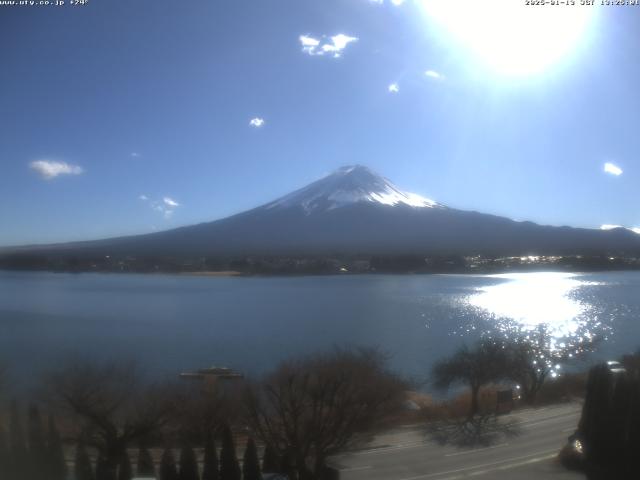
left=249, top=117, right=265, bottom=128
left=130, top=152, right=141, bottom=158
left=324, top=34, right=358, bottom=57
left=604, top=162, right=623, bottom=176
left=388, top=83, right=399, bottom=93
left=140, top=195, right=180, bottom=219
left=300, top=35, right=321, bottom=54
left=163, top=197, right=180, bottom=207
left=425, top=70, right=445, bottom=80
left=299, top=33, right=358, bottom=58
left=29, top=160, right=83, bottom=180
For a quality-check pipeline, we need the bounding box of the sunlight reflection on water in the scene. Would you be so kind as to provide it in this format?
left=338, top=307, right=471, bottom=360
left=467, top=272, right=604, bottom=342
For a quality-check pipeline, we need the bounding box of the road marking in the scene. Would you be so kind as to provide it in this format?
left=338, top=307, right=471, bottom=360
left=340, top=465, right=372, bottom=472
left=369, top=405, right=579, bottom=433
left=518, top=409, right=580, bottom=422
left=510, top=406, right=581, bottom=423
left=444, top=443, right=508, bottom=457
left=518, top=413, right=580, bottom=429
left=397, top=448, right=558, bottom=480
left=450, top=453, right=557, bottom=479
left=343, top=441, right=431, bottom=456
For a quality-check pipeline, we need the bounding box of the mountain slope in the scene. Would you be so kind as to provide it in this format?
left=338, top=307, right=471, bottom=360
left=3, top=165, right=640, bottom=259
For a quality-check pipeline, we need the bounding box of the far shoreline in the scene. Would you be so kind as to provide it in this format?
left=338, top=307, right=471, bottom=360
left=178, top=270, right=244, bottom=277
left=2, top=265, right=640, bottom=278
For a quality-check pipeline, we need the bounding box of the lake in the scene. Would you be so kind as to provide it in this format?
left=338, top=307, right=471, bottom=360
left=1, top=270, right=639, bottom=388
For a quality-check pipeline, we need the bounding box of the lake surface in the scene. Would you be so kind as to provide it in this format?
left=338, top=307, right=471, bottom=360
left=1, top=271, right=639, bottom=387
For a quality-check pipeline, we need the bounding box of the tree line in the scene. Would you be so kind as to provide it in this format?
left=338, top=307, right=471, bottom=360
left=0, top=348, right=407, bottom=480
left=4, top=252, right=639, bottom=275
left=0, top=407, right=263, bottom=480
left=0, top=404, right=66, bottom=480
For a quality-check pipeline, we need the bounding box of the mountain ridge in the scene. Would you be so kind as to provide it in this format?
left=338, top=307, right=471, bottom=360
left=2, top=165, right=640, bottom=261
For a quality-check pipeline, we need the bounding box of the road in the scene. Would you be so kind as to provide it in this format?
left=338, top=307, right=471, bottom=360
left=332, top=403, right=585, bottom=480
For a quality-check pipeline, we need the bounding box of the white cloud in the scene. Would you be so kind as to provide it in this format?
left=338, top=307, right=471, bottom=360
left=300, top=35, right=324, bottom=56
left=140, top=195, right=180, bottom=219
left=424, top=69, right=445, bottom=80
left=300, top=35, right=320, bottom=54
left=299, top=33, right=358, bottom=58
left=163, top=197, right=180, bottom=207
left=130, top=152, right=141, bottom=158
left=323, top=34, right=358, bottom=57
left=388, top=83, right=400, bottom=93
left=391, top=0, right=405, bottom=5
left=29, top=160, right=83, bottom=180
left=604, top=162, right=623, bottom=176
left=249, top=117, right=265, bottom=128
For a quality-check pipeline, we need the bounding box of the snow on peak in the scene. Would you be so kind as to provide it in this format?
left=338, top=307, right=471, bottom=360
left=265, top=165, right=442, bottom=214
left=601, top=224, right=640, bottom=235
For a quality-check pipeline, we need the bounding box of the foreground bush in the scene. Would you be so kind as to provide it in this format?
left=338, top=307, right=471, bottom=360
left=576, top=363, right=640, bottom=478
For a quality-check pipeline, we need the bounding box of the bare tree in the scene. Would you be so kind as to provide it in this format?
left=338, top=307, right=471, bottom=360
left=432, top=341, right=507, bottom=419
left=171, top=380, right=242, bottom=444
left=244, top=347, right=407, bottom=480
left=502, top=324, right=596, bottom=404
left=503, top=330, right=553, bottom=404
left=44, top=360, right=175, bottom=480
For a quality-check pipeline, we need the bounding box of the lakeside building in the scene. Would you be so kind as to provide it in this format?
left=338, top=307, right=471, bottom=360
left=179, top=366, right=244, bottom=391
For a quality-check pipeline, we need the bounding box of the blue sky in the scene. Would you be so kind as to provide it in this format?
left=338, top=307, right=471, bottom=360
left=1, top=0, right=639, bottom=246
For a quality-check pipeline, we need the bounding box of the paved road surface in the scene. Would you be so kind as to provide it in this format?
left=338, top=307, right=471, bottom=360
left=332, top=403, right=584, bottom=480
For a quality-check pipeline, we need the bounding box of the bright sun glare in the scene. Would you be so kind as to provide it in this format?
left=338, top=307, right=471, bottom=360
left=419, top=0, right=596, bottom=75
left=469, top=273, right=587, bottom=336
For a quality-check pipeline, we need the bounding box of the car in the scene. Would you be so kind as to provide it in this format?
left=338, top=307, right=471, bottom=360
left=606, top=360, right=626, bottom=374
left=560, top=431, right=585, bottom=470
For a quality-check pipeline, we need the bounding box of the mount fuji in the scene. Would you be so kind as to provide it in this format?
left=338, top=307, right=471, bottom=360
left=263, top=165, right=441, bottom=213
left=3, top=165, right=640, bottom=260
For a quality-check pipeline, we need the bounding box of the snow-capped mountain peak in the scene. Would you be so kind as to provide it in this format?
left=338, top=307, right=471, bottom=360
left=264, top=165, right=441, bottom=214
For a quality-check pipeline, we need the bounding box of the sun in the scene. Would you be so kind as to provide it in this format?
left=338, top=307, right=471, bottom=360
left=419, top=0, right=596, bottom=76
